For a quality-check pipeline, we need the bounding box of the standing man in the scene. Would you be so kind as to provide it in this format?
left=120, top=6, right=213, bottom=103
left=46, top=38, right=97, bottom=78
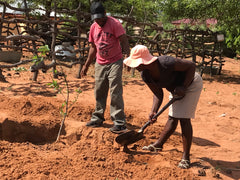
left=81, top=1, right=130, bottom=134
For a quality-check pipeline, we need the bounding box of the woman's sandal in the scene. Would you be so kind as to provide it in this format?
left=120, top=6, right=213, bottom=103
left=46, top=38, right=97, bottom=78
left=142, top=144, right=162, bottom=152
left=178, top=159, right=191, bottom=169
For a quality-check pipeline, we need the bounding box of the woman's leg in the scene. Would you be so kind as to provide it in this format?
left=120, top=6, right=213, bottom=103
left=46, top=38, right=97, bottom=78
left=179, top=118, right=192, bottom=161
left=152, top=116, right=178, bottom=148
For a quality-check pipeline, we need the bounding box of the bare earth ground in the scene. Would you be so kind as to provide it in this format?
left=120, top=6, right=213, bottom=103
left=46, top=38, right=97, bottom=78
left=0, top=57, right=239, bottom=180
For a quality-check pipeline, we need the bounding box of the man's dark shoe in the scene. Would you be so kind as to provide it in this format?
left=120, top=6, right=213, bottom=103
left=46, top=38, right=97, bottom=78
left=109, top=125, right=128, bottom=134
left=86, top=120, right=103, bottom=127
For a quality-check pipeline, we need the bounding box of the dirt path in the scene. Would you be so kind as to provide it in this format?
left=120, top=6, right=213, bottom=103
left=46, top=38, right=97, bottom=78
left=0, top=57, right=239, bottom=179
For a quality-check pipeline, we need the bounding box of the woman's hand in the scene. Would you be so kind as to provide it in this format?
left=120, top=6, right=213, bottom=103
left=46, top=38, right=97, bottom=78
left=174, top=86, right=186, bottom=98
left=149, top=112, right=157, bottom=124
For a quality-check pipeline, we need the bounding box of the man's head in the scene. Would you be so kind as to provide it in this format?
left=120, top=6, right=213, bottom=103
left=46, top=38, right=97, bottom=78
left=90, top=1, right=106, bottom=21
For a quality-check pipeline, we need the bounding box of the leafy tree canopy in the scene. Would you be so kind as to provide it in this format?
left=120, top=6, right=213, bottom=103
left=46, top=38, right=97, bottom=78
left=4, top=0, right=240, bottom=54
left=157, top=0, right=240, bottom=54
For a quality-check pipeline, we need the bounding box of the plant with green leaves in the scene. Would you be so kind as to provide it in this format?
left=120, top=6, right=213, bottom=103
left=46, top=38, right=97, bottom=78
left=157, top=0, right=240, bottom=55
left=48, top=68, right=82, bottom=142
left=34, top=45, right=82, bottom=142
left=11, top=67, right=27, bottom=72
left=32, top=45, right=49, bottom=63
left=232, top=92, right=237, bottom=96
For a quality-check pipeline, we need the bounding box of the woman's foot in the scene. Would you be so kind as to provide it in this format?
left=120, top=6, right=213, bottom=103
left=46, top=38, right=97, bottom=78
left=142, top=144, right=162, bottom=152
left=178, top=159, right=191, bottom=169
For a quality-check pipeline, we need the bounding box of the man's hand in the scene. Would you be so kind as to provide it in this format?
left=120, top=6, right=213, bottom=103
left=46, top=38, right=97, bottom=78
left=123, top=53, right=131, bottom=72
left=80, top=65, right=88, bottom=78
left=123, top=64, right=131, bottom=72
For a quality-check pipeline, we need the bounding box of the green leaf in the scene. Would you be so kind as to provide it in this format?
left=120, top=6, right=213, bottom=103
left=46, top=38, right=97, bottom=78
left=75, top=88, right=82, bottom=94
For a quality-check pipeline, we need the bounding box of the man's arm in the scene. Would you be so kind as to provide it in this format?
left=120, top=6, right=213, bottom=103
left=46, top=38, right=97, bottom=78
left=80, top=43, right=97, bottom=77
left=118, top=34, right=130, bottom=58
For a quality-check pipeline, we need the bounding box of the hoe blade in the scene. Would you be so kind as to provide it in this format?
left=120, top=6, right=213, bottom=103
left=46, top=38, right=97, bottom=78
left=115, top=130, right=145, bottom=146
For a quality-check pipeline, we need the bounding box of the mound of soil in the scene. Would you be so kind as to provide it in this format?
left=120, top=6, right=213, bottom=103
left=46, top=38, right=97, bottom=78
left=0, top=57, right=239, bottom=179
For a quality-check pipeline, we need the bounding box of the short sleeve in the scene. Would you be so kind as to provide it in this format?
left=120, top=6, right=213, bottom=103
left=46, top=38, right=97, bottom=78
left=111, top=18, right=126, bottom=38
left=159, top=56, right=175, bottom=70
left=141, top=70, right=153, bottom=83
left=88, top=24, right=95, bottom=43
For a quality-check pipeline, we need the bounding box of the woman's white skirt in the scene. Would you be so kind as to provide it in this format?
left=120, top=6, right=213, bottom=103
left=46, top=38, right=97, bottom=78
left=169, top=72, right=203, bottom=119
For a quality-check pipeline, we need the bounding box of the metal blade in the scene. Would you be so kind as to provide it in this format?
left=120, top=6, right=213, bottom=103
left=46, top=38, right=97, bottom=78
left=115, top=130, right=145, bottom=146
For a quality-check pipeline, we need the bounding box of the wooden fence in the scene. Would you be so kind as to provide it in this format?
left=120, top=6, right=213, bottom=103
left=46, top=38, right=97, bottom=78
left=0, top=1, right=224, bottom=82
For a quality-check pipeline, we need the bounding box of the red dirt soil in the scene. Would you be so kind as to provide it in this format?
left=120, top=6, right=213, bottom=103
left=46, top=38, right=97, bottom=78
left=0, top=57, right=239, bottom=180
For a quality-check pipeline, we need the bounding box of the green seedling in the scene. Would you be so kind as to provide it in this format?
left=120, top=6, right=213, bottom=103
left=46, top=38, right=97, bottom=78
left=7, top=86, right=12, bottom=90
left=11, top=67, right=27, bottom=72
left=32, top=45, right=50, bottom=64
left=35, top=45, right=82, bottom=142
left=48, top=68, right=82, bottom=142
